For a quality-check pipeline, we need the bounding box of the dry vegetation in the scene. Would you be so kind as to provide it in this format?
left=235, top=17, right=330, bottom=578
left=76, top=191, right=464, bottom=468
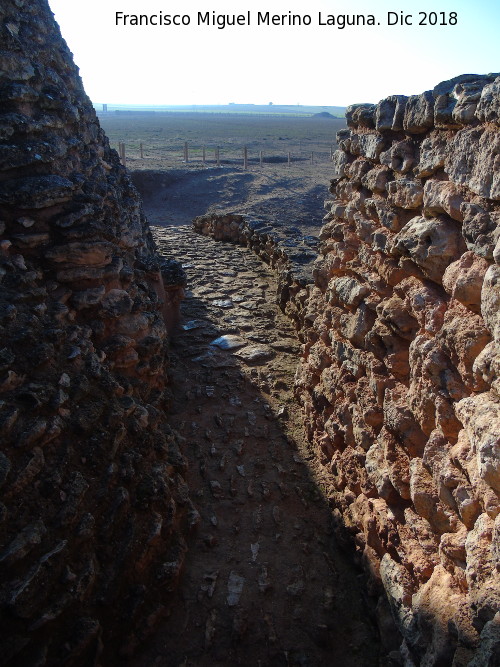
left=98, top=110, right=347, bottom=169
left=99, top=110, right=347, bottom=241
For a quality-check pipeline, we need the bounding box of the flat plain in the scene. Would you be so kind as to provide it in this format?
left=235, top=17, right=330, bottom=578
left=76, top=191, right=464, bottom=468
left=98, top=109, right=347, bottom=241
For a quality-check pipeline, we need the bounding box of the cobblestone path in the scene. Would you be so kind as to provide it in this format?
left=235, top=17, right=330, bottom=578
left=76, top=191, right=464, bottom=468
left=131, top=224, right=380, bottom=666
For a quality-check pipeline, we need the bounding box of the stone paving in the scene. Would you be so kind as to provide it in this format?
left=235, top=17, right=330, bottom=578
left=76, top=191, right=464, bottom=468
left=130, top=224, right=380, bottom=666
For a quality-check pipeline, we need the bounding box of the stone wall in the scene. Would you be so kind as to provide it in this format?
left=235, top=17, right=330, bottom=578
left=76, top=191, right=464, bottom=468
left=293, top=75, right=500, bottom=664
left=0, top=1, right=193, bottom=664
left=192, top=213, right=316, bottom=331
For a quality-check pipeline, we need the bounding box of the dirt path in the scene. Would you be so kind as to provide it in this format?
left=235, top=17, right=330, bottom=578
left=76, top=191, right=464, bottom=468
left=129, top=218, right=381, bottom=666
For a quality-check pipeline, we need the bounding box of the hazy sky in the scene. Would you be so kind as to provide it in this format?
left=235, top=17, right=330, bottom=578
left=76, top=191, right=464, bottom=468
left=47, top=0, right=499, bottom=106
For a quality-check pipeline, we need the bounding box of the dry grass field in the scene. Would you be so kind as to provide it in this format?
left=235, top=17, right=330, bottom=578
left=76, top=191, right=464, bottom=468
left=98, top=109, right=346, bottom=169
left=98, top=109, right=347, bottom=244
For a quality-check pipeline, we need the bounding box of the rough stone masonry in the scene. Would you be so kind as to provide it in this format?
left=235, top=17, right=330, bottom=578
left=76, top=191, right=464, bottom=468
left=0, top=0, right=194, bottom=664
left=193, top=76, right=500, bottom=665
left=292, top=76, right=500, bottom=664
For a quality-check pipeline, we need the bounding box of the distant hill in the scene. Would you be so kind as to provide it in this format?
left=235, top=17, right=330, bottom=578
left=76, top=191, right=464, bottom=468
left=312, top=112, right=335, bottom=118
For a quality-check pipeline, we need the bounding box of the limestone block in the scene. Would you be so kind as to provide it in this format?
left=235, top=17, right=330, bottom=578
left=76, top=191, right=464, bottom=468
left=464, top=513, right=499, bottom=627
left=380, top=140, right=415, bottom=174
left=328, top=276, right=369, bottom=308
left=435, top=77, right=496, bottom=127
left=423, top=430, right=463, bottom=505
left=403, top=91, right=435, bottom=133
left=340, top=303, right=376, bottom=347
left=352, top=212, right=378, bottom=242
left=442, top=252, right=489, bottom=312
left=467, top=613, right=500, bottom=667
left=331, top=149, right=350, bottom=177
left=495, top=236, right=500, bottom=265
left=445, top=127, right=500, bottom=200
left=411, top=566, right=469, bottom=665
left=437, top=306, right=491, bottom=390
left=384, top=385, right=426, bottom=456
left=56, top=257, right=123, bottom=285
left=396, top=277, right=447, bottom=334
left=456, top=394, right=500, bottom=494
left=345, top=103, right=376, bottom=129
left=0, top=520, right=46, bottom=565
left=377, top=295, right=418, bottom=341
left=100, top=289, right=134, bottom=318
left=392, top=216, right=465, bottom=284
left=453, top=484, right=482, bottom=528
left=414, top=131, right=448, bottom=177
left=336, top=128, right=351, bottom=151
left=461, top=202, right=500, bottom=260
left=11, top=232, right=50, bottom=248
left=434, top=94, right=459, bottom=128
left=439, top=527, right=467, bottom=567
left=45, top=241, right=114, bottom=267
left=0, top=141, right=64, bottom=170
left=349, top=132, right=387, bottom=160
left=481, top=264, right=500, bottom=340
left=365, top=320, right=410, bottom=380
left=475, top=76, right=500, bottom=125
left=329, top=200, right=347, bottom=221
left=344, top=157, right=371, bottom=184
left=0, top=174, right=76, bottom=208
left=408, top=335, right=461, bottom=437
left=387, top=179, right=424, bottom=209
left=433, top=73, right=499, bottom=97
left=379, top=554, right=416, bottom=636
left=365, top=438, right=398, bottom=501
left=0, top=52, right=35, bottom=80
left=351, top=403, right=379, bottom=452
left=452, top=81, right=486, bottom=125
left=380, top=428, right=411, bottom=499
left=338, top=447, right=371, bottom=494
left=404, top=508, right=440, bottom=561
left=375, top=95, right=408, bottom=132
left=423, top=179, right=464, bottom=221
left=410, top=458, right=456, bottom=533
left=361, top=165, right=390, bottom=193
left=473, top=341, right=500, bottom=392
left=364, top=198, right=401, bottom=231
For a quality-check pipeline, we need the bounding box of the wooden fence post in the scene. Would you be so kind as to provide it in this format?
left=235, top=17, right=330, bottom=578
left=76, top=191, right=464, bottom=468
left=243, top=146, right=248, bottom=170
left=259, top=150, right=263, bottom=167
left=183, top=141, right=188, bottom=163
left=330, top=145, right=333, bottom=160
left=140, top=142, right=144, bottom=159
left=311, top=151, right=314, bottom=165
left=216, top=147, right=220, bottom=167
left=202, top=146, right=206, bottom=164
left=288, top=151, right=291, bottom=167
left=119, top=142, right=126, bottom=166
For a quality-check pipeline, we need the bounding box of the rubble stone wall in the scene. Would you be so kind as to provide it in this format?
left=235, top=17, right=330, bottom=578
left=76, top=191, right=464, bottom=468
left=0, top=1, right=193, bottom=664
left=192, top=213, right=316, bottom=332
left=293, top=75, right=500, bottom=664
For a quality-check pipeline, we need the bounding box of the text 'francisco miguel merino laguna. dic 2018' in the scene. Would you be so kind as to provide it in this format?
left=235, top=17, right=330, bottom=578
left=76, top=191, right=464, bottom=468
left=114, top=11, right=459, bottom=29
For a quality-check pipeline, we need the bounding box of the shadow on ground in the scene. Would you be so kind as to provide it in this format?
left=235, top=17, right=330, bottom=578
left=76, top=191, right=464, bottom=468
left=131, top=226, right=382, bottom=666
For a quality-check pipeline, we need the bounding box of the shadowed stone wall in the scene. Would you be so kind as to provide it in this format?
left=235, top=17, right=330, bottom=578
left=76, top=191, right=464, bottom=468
left=293, top=75, right=500, bottom=664
left=0, top=1, right=193, bottom=663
